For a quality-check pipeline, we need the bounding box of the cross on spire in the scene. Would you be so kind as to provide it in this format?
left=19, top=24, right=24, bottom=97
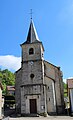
left=30, top=9, right=33, bottom=20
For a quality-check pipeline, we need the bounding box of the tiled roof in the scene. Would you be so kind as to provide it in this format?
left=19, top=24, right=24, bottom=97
left=6, top=86, right=15, bottom=91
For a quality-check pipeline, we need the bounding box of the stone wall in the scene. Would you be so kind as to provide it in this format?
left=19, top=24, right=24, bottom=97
left=21, top=84, right=47, bottom=114
left=21, top=60, right=44, bottom=85
left=44, top=61, right=64, bottom=114
left=21, top=43, right=44, bottom=62
left=44, top=76, right=56, bottom=113
left=15, top=69, right=22, bottom=114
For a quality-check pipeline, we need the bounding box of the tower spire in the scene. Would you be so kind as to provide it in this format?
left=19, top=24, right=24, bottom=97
left=24, top=19, right=40, bottom=43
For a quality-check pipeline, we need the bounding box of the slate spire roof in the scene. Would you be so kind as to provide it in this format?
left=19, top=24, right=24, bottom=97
left=25, top=20, right=40, bottom=43
left=21, top=19, right=44, bottom=52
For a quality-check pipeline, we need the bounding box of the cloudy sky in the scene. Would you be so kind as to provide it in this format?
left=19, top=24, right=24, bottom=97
left=0, top=0, right=73, bottom=82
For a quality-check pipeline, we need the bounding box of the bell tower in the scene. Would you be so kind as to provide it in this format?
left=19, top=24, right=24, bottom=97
left=20, top=20, right=46, bottom=114
left=20, top=20, right=44, bottom=85
left=21, top=20, right=44, bottom=63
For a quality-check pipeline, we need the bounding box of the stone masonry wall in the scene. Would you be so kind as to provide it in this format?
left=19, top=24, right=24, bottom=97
left=15, top=69, right=22, bottom=114
left=44, top=61, right=64, bottom=114
left=22, top=43, right=44, bottom=62
left=22, top=60, right=43, bottom=85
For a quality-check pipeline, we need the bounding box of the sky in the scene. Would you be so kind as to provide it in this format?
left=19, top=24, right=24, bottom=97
left=0, top=0, right=73, bottom=82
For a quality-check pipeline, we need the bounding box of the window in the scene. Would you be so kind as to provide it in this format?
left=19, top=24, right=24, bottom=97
left=48, top=86, right=49, bottom=89
left=30, top=74, right=34, bottom=79
left=29, top=48, right=34, bottom=55
left=48, top=86, right=50, bottom=92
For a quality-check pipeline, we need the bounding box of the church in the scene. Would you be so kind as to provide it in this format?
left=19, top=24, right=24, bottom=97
left=15, top=19, right=64, bottom=116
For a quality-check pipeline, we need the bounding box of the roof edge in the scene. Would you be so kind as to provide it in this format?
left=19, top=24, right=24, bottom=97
left=44, top=60, right=60, bottom=69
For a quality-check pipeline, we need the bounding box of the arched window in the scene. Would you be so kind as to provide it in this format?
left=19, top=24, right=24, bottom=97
left=29, top=48, right=34, bottom=55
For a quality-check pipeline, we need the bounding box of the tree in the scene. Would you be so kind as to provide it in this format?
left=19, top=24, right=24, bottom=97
left=0, top=69, right=15, bottom=95
left=63, top=82, right=67, bottom=97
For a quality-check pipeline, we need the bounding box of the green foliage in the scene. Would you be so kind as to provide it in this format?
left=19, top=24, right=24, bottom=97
left=63, top=82, right=67, bottom=97
left=63, top=82, right=67, bottom=89
left=0, top=69, right=15, bottom=95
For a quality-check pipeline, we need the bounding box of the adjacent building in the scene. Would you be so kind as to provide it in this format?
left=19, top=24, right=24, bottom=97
left=15, top=20, right=64, bottom=115
left=67, top=78, right=73, bottom=115
left=6, top=86, right=15, bottom=95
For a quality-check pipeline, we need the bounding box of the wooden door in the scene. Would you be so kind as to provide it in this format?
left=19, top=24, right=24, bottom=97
left=30, top=99, right=37, bottom=113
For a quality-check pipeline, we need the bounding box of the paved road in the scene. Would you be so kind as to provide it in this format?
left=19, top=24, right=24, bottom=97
left=8, top=116, right=73, bottom=120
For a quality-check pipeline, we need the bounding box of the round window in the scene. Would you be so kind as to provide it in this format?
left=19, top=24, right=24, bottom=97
left=30, top=74, right=34, bottom=79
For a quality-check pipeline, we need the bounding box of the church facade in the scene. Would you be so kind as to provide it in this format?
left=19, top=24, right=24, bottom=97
left=15, top=20, right=64, bottom=115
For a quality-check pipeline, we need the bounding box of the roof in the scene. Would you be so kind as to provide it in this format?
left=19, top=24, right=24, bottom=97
left=6, top=86, right=15, bottom=91
left=44, top=60, right=60, bottom=69
left=67, top=78, right=73, bottom=89
left=20, top=20, right=45, bottom=51
left=21, top=20, right=41, bottom=45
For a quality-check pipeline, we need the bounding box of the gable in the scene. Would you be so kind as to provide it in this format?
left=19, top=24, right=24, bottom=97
left=44, top=60, right=59, bottom=81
